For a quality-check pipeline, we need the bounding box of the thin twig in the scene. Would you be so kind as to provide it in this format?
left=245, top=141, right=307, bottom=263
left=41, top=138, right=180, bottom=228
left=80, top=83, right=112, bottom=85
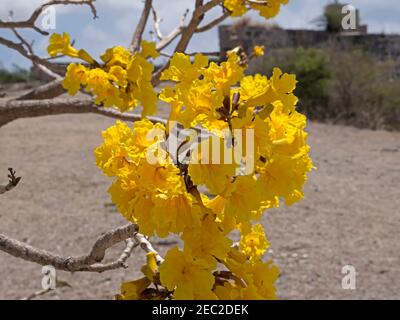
left=0, top=168, right=22, bottom=195
left=155, top=9, right=189, bottom=51
left=196, top=10, right=230, bottom=33
left=132, top=233, right=164, bottom=264
left=0, top=0, right=97, bottom=35
left=22, top=288, right=53, bottom=300
left=150, top=5, right=164, bottom=40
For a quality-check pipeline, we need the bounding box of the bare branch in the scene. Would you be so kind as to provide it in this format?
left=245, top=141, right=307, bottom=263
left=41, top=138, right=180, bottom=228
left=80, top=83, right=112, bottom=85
left=174, top=0, right=205, bottom=53
left=0, top=224, right=139, bottom=272
left=79, top=238, right=138, bottom=272
left=15, top=80, right=65, bottom=101
left=130, top=0, right=153, bottom=52
left=0, top=0, right=97, bottom=35
left=160, top=51, right=220, bottom=58
left=152, top=0, right=223, bottom=86
left=246, top=0, right=269, bottom=5
left=0, top=168, right=22, bottom=195
left=0, top=36, right=59, bottom=75
left=0, top=223, right=166, bottom=275
left=133, top=233, right=164, bottom=264
left=0, top=98, right=167, bottom=128
left=22, top=288, right=53, bottom=300
left=150, top=5, right=164, bottom=40
left=155, top=9, right=189, bottom=51
left=196, top=10, right=229, bottom=33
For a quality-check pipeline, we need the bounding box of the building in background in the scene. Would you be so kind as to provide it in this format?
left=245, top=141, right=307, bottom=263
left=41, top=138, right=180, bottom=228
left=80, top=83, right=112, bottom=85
left=219, top=1, right=400, bottom=62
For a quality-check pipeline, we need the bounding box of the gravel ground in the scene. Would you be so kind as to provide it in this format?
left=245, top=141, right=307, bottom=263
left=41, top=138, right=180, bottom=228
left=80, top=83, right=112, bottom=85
left=0, top=105, right=399, bottom=299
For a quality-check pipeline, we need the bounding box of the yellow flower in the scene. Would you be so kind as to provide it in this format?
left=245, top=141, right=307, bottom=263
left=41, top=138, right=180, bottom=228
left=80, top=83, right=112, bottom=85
left=182, top=215, right=232, bottom=268
left=259, top=149, right=313, bottom=206
left=174, top=80, right=224, bottom=128
left=109, top=65, right=128, bottom=88
left=161, top=53, right=208, bottom=83
left=159, top=248, right=214, bottom=300
left=108, top=170, right=138, bottom=222
left=94, top=120, right=135, bottom=177
left=271, top=67, right=297, bottom=95
left=244, top=260, right=279, bottom=299
left=116, top=277, right=151, bottom=300
left=251, top=2, right=281, bottom=19
left=253, top=45, right=265, bottom=57
left=126, top=53, right=158, bottom=115
left=48, top=32, right=79, bottom=58
left=140, top=40, right=160, bottom=59
left=239, top=223, right=269, bottom=261
left=188, top=136, right=237, bottom=195
left=131, top=118, right=166, bottom=151
left=222, top=248, right=279, bottom=300
left=141, top=252, right=159, bottom=282
left=62, top=63, right=88, bottom=95
left=203, top=51, right=244, bottom=95
left=221, top=175, right=264, bottom=223
left=223, top=0, right=289, bottom=19
left=101, top=46, right=131, bottom=67
left=223, top=0, right=248, bottom=17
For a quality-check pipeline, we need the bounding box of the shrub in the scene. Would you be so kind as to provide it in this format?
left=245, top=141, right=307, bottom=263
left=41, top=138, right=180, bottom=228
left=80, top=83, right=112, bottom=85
left=250, top=46, right=400, bottom=130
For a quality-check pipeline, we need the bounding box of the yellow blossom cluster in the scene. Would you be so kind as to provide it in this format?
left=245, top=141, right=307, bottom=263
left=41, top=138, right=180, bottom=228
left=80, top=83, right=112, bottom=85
left=48, top=33, right=159, bottom=115
left=224, top=0, right=289, bottom=18
left=92, top=49, right=312, bottom=299
left=54, top=0, right=312, bottom=300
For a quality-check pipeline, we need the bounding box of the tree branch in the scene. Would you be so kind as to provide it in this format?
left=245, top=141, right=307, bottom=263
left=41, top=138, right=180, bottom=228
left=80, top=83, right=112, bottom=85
left=133, top=233, right=164, bottom=264
left=0, top=36, right=60, bottom=75
left=130, top=0, right=153, bottom=52
left=79, top=238, right=137, bottom=272
left=155, top=9, right=189, bottom=51
left=0, top=223, right=165, bottom=274
left=0, top=168, right=22, bottom=195
left=0, top=224, right=139, bottom=272
left=152, top=0, right=223, bottom=86
left=15, top=80, right=65, bottom=101
left=22, top=287, right=53, bottom=300
left=150, top=5, right=164, bottom=40
left=196, top=10, right=229, bottom=33
left=0, top=98, right=167, bottom=128
left=174, top=0, right=205, bottom=53
left=0, top=0, right=97, bottom=35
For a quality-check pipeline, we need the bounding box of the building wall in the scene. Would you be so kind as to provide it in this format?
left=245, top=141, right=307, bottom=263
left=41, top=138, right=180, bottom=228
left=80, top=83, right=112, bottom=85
left=218, top=25, right=400, bottom=61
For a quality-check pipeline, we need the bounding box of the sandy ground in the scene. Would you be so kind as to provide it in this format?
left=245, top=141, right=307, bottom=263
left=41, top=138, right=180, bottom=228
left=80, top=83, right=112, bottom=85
left=0, top=101, right=400, bottom=299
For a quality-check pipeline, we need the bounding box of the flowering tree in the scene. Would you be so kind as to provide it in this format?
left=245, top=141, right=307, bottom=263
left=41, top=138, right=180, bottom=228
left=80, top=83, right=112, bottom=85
left=0, top=0, right=313, bottom=300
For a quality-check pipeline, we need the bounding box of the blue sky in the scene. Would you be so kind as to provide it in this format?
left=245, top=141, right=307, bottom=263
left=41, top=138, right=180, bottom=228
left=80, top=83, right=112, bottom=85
left=1, top=0, right=400, bottom=69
